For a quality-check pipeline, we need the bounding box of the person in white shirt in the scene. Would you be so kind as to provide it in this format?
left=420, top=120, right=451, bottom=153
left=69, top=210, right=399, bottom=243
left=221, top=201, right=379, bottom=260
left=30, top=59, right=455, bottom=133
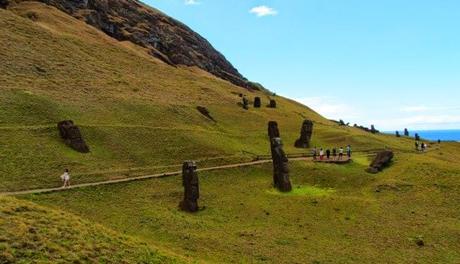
left=339, top=147, right=344, bottom=160
left=60, top=169, right=71, bottom=188
left=319, top=148, right=324, bottom=160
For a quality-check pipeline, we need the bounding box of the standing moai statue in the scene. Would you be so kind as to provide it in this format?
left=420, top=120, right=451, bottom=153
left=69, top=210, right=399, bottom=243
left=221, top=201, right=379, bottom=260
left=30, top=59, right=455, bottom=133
left=415, top=133, right=420, bottom=141
left=242, top=97, right=249, bottom=110
left=294, top=120, right=314, bottom=148
left=269, top=99, right=277, bottom=108
left=404, top=128, right=409, bottom=137
left=271, top=137, right=292, bottom=192
left=268, top=121, right=281, bottom=186
left=57, top=120, right=90, bottom=153
left=254, top=97, right=261, bottom=108
left=396, top=131, right=401, bottom=137
left=180, top=161, right=200, bottom=213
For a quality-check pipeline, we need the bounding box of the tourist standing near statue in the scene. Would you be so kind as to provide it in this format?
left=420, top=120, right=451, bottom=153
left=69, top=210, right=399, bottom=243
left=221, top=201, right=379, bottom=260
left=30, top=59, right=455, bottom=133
left=346, top=145, right=352, bottom=158
left=312, top=147, right=317, bottom=160
left=326, top=149, right=331, bottom=160
left=332, top=148, right=337, bottom=160
left=338, top=147, right=344, bottom=160
left=319, top=148, right=324, bottom=160
left=60, top=169, right=71, bottom=188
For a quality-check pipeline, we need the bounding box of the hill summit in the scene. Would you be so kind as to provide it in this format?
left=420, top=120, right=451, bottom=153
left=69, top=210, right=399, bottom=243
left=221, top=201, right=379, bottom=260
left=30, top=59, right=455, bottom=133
left=2, top=0, right=258, bottom=90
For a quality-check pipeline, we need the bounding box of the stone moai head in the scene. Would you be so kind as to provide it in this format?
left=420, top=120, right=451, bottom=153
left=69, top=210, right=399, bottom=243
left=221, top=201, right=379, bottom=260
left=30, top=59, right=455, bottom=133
left=180, top=161, right=200, bottom=213
left=269, top=99, right=277, bottom=108
left=254, top=97, right=261, bottom=108
left=268, top=121, right=280, bottom=141
left=295, top=120, right=313, bottom=148
left=271, top=137, right=291, bottom=192
left=242, top=97, right=249, bottom=110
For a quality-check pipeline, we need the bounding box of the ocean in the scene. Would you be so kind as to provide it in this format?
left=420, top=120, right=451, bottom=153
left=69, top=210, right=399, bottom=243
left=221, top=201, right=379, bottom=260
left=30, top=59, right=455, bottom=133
left=387, top=130, right=460, bottom=142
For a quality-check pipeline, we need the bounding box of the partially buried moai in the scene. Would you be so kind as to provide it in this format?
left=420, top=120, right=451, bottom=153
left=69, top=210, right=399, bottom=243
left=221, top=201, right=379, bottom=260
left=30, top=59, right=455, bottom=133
left=57, top=120, right=90, bottom=153
left=294, top=120, right=313, bottom=148
left=268, top=121, right=280, bottom=186
left=269, top=99, right=277, bottom=108
left=180, top=161, right=200, bottom=212
left=242, top=97, right=249, bottom=110
left=271, top=137, right=292, bottom=192
left=254, top=97, right=261, bottom=108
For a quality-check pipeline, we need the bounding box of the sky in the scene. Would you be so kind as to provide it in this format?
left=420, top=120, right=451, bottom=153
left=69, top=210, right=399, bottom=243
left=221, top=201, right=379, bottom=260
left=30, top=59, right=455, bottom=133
left=147, top=0, right=460, bottom=131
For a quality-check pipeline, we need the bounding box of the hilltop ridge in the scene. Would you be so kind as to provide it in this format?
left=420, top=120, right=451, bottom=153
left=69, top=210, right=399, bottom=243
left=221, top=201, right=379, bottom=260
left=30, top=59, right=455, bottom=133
left=2, top=0, right=259, bottom=90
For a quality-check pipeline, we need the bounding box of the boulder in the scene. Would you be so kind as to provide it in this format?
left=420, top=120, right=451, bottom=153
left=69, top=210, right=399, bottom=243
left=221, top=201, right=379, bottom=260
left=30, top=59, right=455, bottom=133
left=366, top=150, right=394, bottom=173
left=57, top=120, right=90, bottom=153
left=271, top=138, right=292, bottom=192
left=269, top=99, right=277, bottom=108
left=254, top=97, right=261, bottom=108
left=294, top=120, right=313, bottom=148
left=179, top=161, right=200, bottom=212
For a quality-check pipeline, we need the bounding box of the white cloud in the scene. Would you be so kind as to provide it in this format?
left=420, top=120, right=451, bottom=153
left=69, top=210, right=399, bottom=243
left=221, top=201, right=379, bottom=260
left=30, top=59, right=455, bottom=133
left=401, top=106, right=430, bottom=113
left=249, top=5, right=278, bottom=17
left=296, top=96, right=359, bottom=121
left=184, top=0, right=200, bottom=5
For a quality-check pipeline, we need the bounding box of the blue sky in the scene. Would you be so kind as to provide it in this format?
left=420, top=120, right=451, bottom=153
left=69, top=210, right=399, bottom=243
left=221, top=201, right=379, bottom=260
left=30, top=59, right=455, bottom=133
left=147, top=0, right=460, bottom=130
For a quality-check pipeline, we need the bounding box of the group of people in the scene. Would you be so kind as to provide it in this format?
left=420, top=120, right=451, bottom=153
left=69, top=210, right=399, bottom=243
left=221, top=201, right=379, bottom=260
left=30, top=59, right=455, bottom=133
left=415, top=141, right=428, bottom=152
left=312, top=145, right=352, bottom=161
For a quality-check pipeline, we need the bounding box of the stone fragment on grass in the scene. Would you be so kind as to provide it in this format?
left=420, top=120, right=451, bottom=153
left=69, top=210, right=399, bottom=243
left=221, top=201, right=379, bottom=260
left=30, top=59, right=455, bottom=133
left=180, top=161, right=200, bottom=213
left=57, top=120, right=90, bottom=153
left=294, top=120, right=314, bottom=148
left=366, top=150, right=394, bottom=173
left=196, top=106, right=215, bottom=121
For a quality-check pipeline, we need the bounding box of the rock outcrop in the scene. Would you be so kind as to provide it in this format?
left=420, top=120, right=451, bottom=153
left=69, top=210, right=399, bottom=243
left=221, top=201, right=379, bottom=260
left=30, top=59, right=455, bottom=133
left=366, top=150, right=394, bottom=174
left=12, top=0, right=259, bottom=90
left=179, top=161, right=200, bottom=212
left=294, top=120, right=313, bottom=148
left=57, top=120, right=90, bottom=153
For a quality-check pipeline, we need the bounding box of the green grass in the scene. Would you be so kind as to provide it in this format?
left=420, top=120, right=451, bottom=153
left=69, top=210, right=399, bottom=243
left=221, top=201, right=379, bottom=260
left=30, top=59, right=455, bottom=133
left=0, top=196, right=183, bottom=263
left=22, top=151, right=460, bottom=263
left=2, top=2, right=460, bottom=263
left=0, top=3, right=420, bottom=192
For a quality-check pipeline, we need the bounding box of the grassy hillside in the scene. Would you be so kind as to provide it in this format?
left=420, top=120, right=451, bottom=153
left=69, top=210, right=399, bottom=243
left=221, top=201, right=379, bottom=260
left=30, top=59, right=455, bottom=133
left=23, top=147, right=460, bottom=263
left=1, top=2, right=416, bottom=192
left=0, top=196, right=183, bottom=263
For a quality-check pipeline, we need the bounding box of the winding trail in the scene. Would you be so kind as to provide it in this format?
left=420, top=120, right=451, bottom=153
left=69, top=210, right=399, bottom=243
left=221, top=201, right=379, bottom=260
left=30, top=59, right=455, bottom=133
left=0, top=157, right=310, bottom=197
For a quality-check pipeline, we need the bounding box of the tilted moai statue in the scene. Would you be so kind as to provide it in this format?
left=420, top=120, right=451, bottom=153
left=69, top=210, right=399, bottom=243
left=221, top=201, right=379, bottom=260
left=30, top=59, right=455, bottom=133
left=180, top=161, right=200, bottom=212
left=254, top=97, right=261, bottom=108
left=57, top=120, right=90, bottom=153
left=269, top=99, right=277, bottom=108
left=294, top=120, right=314, bottom=148
left=268, top=121, right=281, bottom=185
left=271, top=137, right=292, bottom=192
left=242, top=97, right=249, bottom=110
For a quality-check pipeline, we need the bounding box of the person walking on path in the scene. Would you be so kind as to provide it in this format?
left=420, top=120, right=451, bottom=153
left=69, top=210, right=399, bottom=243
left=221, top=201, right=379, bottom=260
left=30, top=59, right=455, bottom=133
left=326, top=149, right=331, bottom=160
left=346, top=145, right=352, bottom=159
left=319, top=148, right=324, bottom=160
left=60, top=169, right=71, bottom=188
left=332, top=148, right=337, bottom=160
left=338, top=147, right=344, bottom=160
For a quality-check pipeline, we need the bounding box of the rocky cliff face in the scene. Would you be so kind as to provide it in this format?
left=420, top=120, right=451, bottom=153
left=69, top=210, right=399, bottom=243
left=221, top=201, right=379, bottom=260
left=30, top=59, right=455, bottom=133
left=6, top=0, right=258, bottom=90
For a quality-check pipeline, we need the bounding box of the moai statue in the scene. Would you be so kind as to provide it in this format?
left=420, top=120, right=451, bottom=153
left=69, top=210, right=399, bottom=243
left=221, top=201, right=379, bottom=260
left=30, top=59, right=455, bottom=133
left=268, top=121, right=280, bottom=140
left=404, top=128, right=409, bottom=137
left=254, top=97, right=261, bottom=108
left=396, top=131, right=401, bottom=137
left=57, top=120, right=90, bottom=153
left=242, top=97, right=249, bottom=110
left=415, top=133, right=420, bottom=141
left=271, top=137, right=292, bottom=192
left=294, top=120, right=314, bottom=148
left=269, top=99, right=277, bottom=108
left=370, top=125, right=378, bottom=134
left=180, top=161, right=200, bottom=213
